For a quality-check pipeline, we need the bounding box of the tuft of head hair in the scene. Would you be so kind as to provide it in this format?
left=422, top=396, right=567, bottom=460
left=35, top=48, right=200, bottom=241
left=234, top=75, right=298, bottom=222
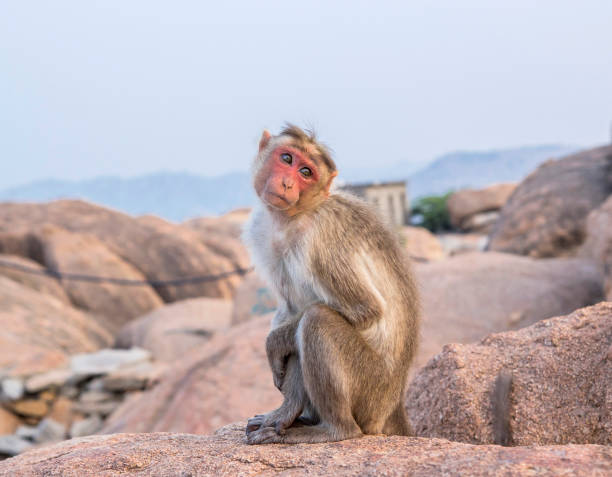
left=280, top=124, right=337, bottom=173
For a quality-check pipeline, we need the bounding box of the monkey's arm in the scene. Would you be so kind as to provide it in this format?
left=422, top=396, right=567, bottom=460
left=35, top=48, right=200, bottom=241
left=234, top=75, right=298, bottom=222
left=311, top=252, right=383, bottom=330
left=266, top=308, right=300, bottom=390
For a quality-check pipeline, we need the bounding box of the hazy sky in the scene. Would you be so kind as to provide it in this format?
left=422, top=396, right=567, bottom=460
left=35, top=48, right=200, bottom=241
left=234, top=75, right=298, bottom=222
left=1, top=1, right=611, bottom=189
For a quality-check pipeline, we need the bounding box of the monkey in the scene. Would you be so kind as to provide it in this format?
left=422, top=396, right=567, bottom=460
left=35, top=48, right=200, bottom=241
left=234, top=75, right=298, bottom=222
left=243, top=125, right=419, bottom=444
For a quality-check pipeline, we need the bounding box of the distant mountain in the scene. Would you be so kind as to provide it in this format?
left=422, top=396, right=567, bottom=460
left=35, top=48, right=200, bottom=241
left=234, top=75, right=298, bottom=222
left=0, top=144, right=579, bottom=220
left=339, top=159, right=432, bottom=184
left=407, top=145, right=578, bottom=199
left=0, top=172, right=254, bottom=222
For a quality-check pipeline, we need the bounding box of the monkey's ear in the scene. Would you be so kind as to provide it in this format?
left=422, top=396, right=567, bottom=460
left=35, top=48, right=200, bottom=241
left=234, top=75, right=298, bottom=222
left=259, top=130, right=272, bottom=151
left=325, top=171, right=338, bottom=195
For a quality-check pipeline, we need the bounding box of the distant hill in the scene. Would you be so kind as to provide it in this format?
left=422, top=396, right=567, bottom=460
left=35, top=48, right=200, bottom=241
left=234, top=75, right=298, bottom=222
left=0, top=144, right=579, bottom=220
left=0, top=172, right=254, bottom=222
left=407, top=145, right=578, bottom=198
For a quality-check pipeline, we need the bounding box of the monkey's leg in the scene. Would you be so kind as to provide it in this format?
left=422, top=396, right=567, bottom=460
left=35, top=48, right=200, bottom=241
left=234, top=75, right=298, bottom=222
left=246, top=354, right=306, bottom=436
left=382, top=402, right=412, bottom=436
left=248, top=304, right=376, bottom=444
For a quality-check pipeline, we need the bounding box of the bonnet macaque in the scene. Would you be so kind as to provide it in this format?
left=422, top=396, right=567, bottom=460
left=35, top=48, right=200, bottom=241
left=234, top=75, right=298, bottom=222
left=243, top=125, right=419, bottom=444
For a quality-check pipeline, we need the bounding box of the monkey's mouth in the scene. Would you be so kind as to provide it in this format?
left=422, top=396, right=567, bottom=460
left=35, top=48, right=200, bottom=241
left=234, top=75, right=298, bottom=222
left=265, top=191, right=294, bottom=209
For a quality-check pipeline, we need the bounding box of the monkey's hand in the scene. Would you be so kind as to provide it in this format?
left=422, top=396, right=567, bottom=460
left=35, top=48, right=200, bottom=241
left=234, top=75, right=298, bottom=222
left=265, top=324, right=297, bottom=390
left=269, top=353, right=289, bottom=391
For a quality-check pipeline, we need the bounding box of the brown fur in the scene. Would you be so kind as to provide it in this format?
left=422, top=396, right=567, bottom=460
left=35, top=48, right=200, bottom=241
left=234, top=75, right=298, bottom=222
left=244, top=126, right=419, bottom=444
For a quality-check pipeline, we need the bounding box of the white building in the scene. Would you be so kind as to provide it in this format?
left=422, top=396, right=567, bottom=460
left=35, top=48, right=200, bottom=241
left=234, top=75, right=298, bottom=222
left=341, top=181, right=409, bottom=226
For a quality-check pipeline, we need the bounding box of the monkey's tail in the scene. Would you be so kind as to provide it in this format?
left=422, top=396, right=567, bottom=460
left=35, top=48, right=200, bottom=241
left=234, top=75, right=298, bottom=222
left=492, top=369, right=513, bottom=446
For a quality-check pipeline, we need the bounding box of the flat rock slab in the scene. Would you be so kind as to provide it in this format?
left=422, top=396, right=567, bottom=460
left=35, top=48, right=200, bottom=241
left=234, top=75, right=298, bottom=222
left=0, top=424, right=610, bottom=476
left=0, top=435, right=32, bottom=458
left=70, top=348, right=151, bottom=376
left=25, top=369, right=72, bottom=393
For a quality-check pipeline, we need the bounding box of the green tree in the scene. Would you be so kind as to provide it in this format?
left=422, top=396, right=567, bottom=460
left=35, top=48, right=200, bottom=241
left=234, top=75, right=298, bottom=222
left=411, top=192, right=452, bottom=232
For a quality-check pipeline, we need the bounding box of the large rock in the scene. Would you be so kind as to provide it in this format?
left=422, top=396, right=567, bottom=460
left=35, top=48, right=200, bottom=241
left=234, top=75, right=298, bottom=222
left=102, top=314, right=279, bottom=435
left=580, top=195, right=612, bottom=300
left=0, top=200, right=245, bottom=302
left=447, top=183, right=516, bottom=230
left=136, top=214, right=244, bottom=299
left=34, top=225, right=163, bottom=331
left=487, top=145, right=612, bottom=257
left=400, top=226, right=445, bottom=262
left=116, top=297, right=233, bottom=362
left=183, top=211, right=251, bottom=296
left=414, top=252, right=604, bottom=371
left=407, top=302, right=612, bottom=445
left=0, top=276, right=112, bottom=377
left=0, top=254, right=70, bottom=303
left=230, top=273, right=277, bottom=325
left=184, top=209, right=250, bottom=267
left=1, top=425, right=611, bottom=476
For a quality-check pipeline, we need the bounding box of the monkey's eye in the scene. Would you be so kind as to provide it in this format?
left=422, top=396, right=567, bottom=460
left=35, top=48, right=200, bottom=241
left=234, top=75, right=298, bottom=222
left=280, top=153, right=292, bottom=164
left=299, top=167, right=312, bottom=177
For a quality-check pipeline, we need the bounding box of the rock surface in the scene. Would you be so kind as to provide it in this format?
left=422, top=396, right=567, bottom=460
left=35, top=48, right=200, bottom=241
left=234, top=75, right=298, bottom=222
left=33, top=225, right=163, bottom=331
left=102, top=314, right=279, bottom=435
left=436, top=233, right=488, bottom=255
left=407, top=302, right=612, bottom=445
left=184, top=209, right=251, bottom=293
left=70, top=348, right=151, bottom=377
left=0, top=379, right=24, bottom=401
left=31, top=418, right=66, bottom=444
left=135, top=214, right=241, bottom=300
left=100, top=361, right=164, bottom=392
left=116, top=297, right=232, bottom=361
left=0, top=435, right=31, bottom=458
left=447, top=183, right=516, bottom=230
left=414, top=251, right=604, bottom=371
left=24, top=369, right=72, bottom=394
left=1, top=425, right=611, bottom=476
left=459, top=210, right=500, bottom=233
left=0, top=276, right=113, bottom=377
left=400, top=226, right=445, bottom=262
left=70, top=415, right=102, bottom=438
left=580, top=195, right=612, bottom=300
left=231, top=274, right=277, bottom=325
left=0, top=408, right=20, bottom=435
left=0, top=254, right=70, bottom=303
left=487, top=145, right=612, bottom=257
left=0, top=200, right=247, bottom=303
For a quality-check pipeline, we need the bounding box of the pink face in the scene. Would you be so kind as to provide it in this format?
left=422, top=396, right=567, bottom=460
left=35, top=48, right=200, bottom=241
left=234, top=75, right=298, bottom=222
left=255, top=144, right=323, bottom=214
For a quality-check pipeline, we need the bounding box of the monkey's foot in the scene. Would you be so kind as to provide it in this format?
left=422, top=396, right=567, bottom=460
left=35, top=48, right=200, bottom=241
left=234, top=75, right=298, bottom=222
left=246, top=412, right=295, bottom=436
left=246, top=403, right=301, bottom=435
left=246, top=423, right=363, bottom=445
left=246, top=415, right=266, bottom=434
left=246, top=426, right=282, bottom=444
